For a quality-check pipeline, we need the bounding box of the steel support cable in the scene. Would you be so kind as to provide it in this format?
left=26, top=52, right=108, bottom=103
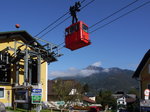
left=90, top=1, right=150, bottom=34
left=56, top=0, right=138, bottom=49
left=55, top=0, right=138, bottom=50
left=17, top=0, right=92, bottom=51
left=36, top=0, right=96, bottom=41
left=89, top=0, right=139, bottom=29
left=38, top=16, right=71, bottom=39
left=34, top=0, right=87, bottom=38
left=81, top=0, right=86, bottom=4
left=34, top=11, right=69, bottom=37
left=57, top=1, right=150, bottom=51
left=80, top=0, right=95, bottom=10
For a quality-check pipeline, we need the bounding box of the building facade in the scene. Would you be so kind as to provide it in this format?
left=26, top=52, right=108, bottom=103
left=132, top=49, right=150, bottom=99
left=132, top=49, right=150, bottom=111
left=0, top=31, right=59, bottom=108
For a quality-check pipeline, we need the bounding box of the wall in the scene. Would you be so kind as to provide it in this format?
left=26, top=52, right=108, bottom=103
left=41, top=62, right=48, bottom=102
left=0, top=85, right=12, bottom=107
left=140, top=58, right=150, bottom=99
left=0, top=37, right=48, bottom=106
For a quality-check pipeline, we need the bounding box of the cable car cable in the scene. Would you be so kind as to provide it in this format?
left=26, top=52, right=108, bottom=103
left=38, top=16, right=71, bottom=40
left=56, top=0, right=137, bottom=49
left=17, top=0, right=92, bottom=51
left=36, top=0, right=96, bottom=41
left=34, top=12, right=69, bottom=37
left=90, top=1, right=150, bottom=34
left=89, top=0, right=139, bottom=29
left=57, top=1, right=150, bottom=51
left=80, top=0, right=96, bottom=10
left=34, top=0, right=87, bottom=38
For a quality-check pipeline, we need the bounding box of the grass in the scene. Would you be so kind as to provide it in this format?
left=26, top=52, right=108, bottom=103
left=6, top=107, right=61, bottom=112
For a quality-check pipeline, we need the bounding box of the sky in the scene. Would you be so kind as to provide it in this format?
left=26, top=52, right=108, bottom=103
left=0, top=0, right=150, bottom=79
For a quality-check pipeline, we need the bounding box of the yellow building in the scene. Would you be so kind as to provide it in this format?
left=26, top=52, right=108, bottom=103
left=0, top=31, right=59, bottom=108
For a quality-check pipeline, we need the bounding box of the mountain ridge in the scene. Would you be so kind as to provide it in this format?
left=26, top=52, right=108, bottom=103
left=54, top=66, right=138, bottom=93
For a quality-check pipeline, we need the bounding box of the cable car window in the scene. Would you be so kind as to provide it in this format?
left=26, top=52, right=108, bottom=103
left=70, top=26, right=75, bottom=34
left=65, top=29, right=70, bottom=35
left=75, top=24, right=79, bottom=31
left=82, top=24, right=88, bottom=33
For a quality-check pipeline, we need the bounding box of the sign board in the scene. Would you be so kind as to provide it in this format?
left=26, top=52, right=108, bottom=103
left=145, top=96, right=149, bottom=100
left=31, top=93, right=42, bottom=104
left=32, top=89, right=42, bottom=93
left=144, top=89, right=150, bottom=100
left=31, top=88, right=42, bottom=104
left=144, top=89, right=150, bottom=96
left=140, top=100, right=150, bottom=107
left=57, top=101, right=65, bottom=105
left=141, top=106, right=150, bottom=111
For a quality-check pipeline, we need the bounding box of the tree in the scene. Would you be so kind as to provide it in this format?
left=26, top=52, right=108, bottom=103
left=128, top=88, right=139, bottom=97
left=96, top=90, right=117, bottom=110
left=82, top=83, right=89, bottom=93
left=127, top=88, right=140, bottom=112
left=52, top=79, right=83, bottom=104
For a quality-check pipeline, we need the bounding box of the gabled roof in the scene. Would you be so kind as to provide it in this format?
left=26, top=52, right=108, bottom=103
left=132, top=49, right=150, bottom=78
left=0, top=30, right=42, bottom=47
left=0, top=30, right=57, bottom=63
left=83, top=96, right=96, bottom=103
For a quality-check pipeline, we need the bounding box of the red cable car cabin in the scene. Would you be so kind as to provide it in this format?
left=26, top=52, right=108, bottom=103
left=65, top=21, right=91, bottom=50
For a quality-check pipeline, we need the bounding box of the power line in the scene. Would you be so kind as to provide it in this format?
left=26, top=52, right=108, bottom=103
left=39, top=16, right=71, bottom=39
left=89, top=0, right=139, bottom=28
left=36, top=0, right=96, bottom=41
left=34, top=0, right=87, bottom=38
left=90, top=1, right=150, bottom=34
left=51, top=0, right=96, bottom=49
left=58, top=1, right=150, bottom=51
left=81, top=0, right=86, bottom=4
left=34, top=11, right=69, bottom=37
left=80, top=0, right=95, bottom=10
left=56, top=0, right=138, bottom=49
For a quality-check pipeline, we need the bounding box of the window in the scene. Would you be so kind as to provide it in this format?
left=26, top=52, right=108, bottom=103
left=65, top=24, right=79, bottom=36
left=31, top=59, right=38, bottom=85
left=65, top=29, right=70, bottom=35
left=82, top=24, right=88, bottom=33
left=75, top=24, right=79, bottom=31
left=15, top=89, right=28, bottom=103
left=0, top=52, right=11, bottom=83
left=148, top=84, right=150, bottom=90
left=0, top=88, right=4, bottom=98
left=70, top=26, right=75, bottom=34
left=149, top=64, right=150, bottom=74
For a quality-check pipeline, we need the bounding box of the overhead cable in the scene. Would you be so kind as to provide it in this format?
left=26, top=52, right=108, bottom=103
left=36, top=0, right=96, bottom=41
left=57, top=1, right=150, bottom=50
left=34, top=0, right=87, bottom=38
left=89, top=0, right=139, bottom=28
left=90, top=1, right=150, bottom=33
left=34, top=11, right=69, bottom=37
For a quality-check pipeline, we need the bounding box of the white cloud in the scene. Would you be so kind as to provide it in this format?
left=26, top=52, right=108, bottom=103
left=49, top=68, right=78, bottom=78
left=49, top=67, right=99, bottom=79
left=102, top=68, right=110, bottom=72
left=91, top=61, right=102, bottom=67
left=80, top=69, right=99, bottom=76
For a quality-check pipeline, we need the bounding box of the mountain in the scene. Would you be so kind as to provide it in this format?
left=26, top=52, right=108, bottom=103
left=54, top=66, right=138, bottom=93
